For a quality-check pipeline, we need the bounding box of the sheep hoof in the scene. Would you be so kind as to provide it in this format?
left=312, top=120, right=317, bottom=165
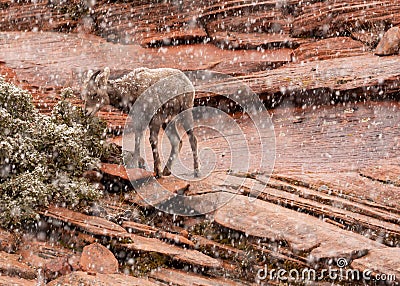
left=162, top=168, right=171, bottom=177
left=154, top=168, right=163, bottom=178
left=138, top=157, right=146, bottom=169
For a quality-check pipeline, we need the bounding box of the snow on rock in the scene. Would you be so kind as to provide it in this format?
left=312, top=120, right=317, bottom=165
left=43, top=257, right=72, bottom=281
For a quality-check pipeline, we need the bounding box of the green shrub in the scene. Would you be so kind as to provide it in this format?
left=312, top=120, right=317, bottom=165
left=0, top=78, right=107, bottom=228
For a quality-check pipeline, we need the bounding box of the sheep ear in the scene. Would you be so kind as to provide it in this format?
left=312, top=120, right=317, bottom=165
left=96, top=67, right=110, bottom=86
left=84, top=69, right=94, bottom=84
left=87, top=70, right=94, bottom=79
left=91, top=70, right=101, bottom=81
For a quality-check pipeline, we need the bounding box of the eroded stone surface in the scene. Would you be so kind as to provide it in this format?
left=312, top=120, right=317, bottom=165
left=0, top=32, right=288, bottom=89
left=43, top=257, right=72, bottom=280
left=293, top=37, right=368, bottom=63
left=18, top=237, right=76, bottom=280
left=359, top=160, right=400, bottom=186
left=1, top=1, right=400, bottom=284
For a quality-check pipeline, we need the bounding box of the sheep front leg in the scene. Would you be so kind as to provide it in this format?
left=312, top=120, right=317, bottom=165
left=149, top=124, right=163, bottom=178
left=163, top=121, right=182, bottom=176
left=132, top=131, right=145, bottom=169
left=187, top=129, right=199, bottom=177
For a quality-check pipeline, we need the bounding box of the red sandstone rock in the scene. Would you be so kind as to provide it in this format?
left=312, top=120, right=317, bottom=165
left=47, top=271, right=158, bottom=286
left=292, top=37, right=368, bottom=63
left=67, top=255, right=81, bottom=271
left=41, top=205, right=127, bottom=237
left=101, top=163, right=154, bottom=182
left=0, top=251, right=36, bottom=280
left=0, top=228, right=19, bottom=253
left=79, top=243, right=119, bottom=274
left=44, top=257, right=72, bottom=280
left=291, top=0, right=400, bottom=45
left=375, top=26, right=400, bottom=56
left=351, top=248, right=400, bottom=283
left=1, top=2, right=400, bottom=285
left=0, top=276, right=36, bottom=286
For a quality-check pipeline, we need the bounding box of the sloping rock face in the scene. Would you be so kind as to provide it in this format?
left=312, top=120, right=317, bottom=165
left=93, top=0, right=208, bottom=46
left=214, top=195, right=383, bottom=260
left=1, top=1, right=400, bottom=286
left=1, top=0, right=400, bottom=49
left=291, top=0, right=400, bottom=46
left=1, top=1, right=400, bottom=110
left=0, top=0, right=85, bottom=32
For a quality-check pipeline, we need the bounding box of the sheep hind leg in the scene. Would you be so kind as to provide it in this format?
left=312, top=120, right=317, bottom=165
left=149, top=123, right=163, bottom=178
left=162, top=121, right=182, bottom=177
left=182, top=112, right=199, bottom=177
left=134, top=132, right=146, bottom=169
left=129, top=131, right=144, bottom=169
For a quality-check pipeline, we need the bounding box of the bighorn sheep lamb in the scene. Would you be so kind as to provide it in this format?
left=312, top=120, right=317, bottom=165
left=81, top=67, right=199, bottom=178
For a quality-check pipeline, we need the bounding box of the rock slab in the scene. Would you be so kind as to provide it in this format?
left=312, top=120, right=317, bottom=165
left=80, top=243, right=119, bottom=274
left=47, top=271, right=157, bottom=286
left=214, top=194, right=384, bottom=261
left=42, top=205, right=127, bottom=237
left=0, top=276, right=36, bottom=286
left=0, top=228, right=18, bottom=253
left=150, top=268, right=247, bottom=286
left=0, top=251, right=36, bottom=280
left=121, top=234, right=221, bottom=269
left=351, top=247, right=400, bottom=283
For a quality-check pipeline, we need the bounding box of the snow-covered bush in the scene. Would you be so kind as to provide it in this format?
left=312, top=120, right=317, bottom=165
left=0, top=78, right=107, bottom=228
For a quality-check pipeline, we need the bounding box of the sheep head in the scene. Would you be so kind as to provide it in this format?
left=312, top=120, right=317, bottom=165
left=81, top=67, right=111, bottom=116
